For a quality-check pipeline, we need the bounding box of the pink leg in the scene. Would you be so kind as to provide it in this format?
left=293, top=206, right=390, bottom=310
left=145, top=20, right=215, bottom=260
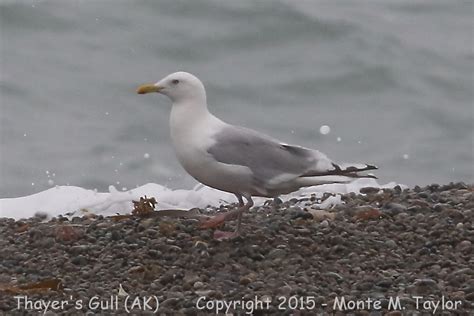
left=198, top=207, right=242, bottom=228
left=199, top=194, right=253, bottom=240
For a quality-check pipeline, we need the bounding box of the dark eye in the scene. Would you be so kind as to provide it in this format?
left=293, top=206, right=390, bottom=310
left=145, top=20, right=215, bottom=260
left=172, top=79, right=179, bottom=85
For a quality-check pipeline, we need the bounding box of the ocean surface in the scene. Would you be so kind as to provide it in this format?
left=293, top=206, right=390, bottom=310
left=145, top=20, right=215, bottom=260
left=1, top=0, right=473, bottom=198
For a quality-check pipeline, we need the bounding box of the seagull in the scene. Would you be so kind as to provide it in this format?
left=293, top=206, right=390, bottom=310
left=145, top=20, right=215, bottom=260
left=137, top=72, right=377, bottom=239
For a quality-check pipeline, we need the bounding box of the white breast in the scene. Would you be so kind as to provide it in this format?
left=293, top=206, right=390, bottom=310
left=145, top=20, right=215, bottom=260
left=169, top=103, right=254, bottom=194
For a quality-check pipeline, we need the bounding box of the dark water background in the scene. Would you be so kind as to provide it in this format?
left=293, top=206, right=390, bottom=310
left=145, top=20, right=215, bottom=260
left=1, top=0, right=473, bottom=197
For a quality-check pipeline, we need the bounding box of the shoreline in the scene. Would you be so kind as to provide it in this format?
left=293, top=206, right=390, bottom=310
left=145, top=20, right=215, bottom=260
left=1, top=182, right=472, bottom=314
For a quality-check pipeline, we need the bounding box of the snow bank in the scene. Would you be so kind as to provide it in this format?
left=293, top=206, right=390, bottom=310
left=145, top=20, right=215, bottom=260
left=0, top=178, right=401, bottom=220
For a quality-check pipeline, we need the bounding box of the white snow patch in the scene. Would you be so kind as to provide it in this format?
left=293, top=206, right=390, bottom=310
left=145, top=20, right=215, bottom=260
left=0, top=179, right=403, bottom=220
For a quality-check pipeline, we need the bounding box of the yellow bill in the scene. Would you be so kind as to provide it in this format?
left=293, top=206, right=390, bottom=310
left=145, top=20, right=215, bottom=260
left=136, top=84, right=163, bottom=94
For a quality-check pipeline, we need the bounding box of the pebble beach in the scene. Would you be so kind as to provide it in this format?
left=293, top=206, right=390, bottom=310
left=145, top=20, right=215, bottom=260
left=0, top=182, right=472, bottom=315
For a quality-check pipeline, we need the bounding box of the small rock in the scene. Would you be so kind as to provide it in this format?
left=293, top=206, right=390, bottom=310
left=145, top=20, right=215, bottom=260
left=412, top=278, right=439, bottom=295
left=55, top=225, right=83, bottom=242
left=272, top=197, right=283, bottom=205
left=307, top=209, right=336, bottom=221
left=239, top=276, right=252, bottom=285
left=279, top=284, right=292, bottom=296
left=385, top=203, right=407, bottom=214
left=442, top=208, right=465, bottom=220
left=28, top=227, right=44, bottom=239
left=128, top=266, right=144, bottom=274
left=195, top=289, right=215, bottom=297
left=325, top=272, right=344, bottom=281
left=355, top=281, right=373, bottom=291
left=124, top=236, right=137, bottom=244
left=360, top=187, right=380, bottom=194
left=248, top=281, right=264, bottom=290
left=450, top=291, right=465, bottom=300
left=70, top=245, right=90, bottom=255
left=395, top=212, right=409, bottom=221
left=183, top=273, right=200, bottom=286
left=160, top=298, right=179, bottom=308
left=418, top=192, right=429, bottom=198
left=407, top=205, right=421, bottom=212
left=353, top=208, right=382, bottom=221
left=376, top=278, right=393, bottom=288
left=465, top=292, right=474, bottom=301
left=267, top=248, right=286, bottom=259
left=453, top=268, right=472, bottom=275
left=34, top=237, right=55, bottom=248
left=289, top=208, right=312, bottom=220
left=457, top=240, right=471, bottom=252
left=433, top=203, right=447, bottom=211
left=71, top=255, right=88, bottom=266
left=33, top=212, right=48, bottom=220
left=239, top=273, right=257, bottom=285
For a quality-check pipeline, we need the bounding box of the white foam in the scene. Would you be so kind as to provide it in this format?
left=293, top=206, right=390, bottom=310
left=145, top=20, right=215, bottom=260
left=319, top=125, right=331, bottom=135
left=0, top=179, right=403, bottom=220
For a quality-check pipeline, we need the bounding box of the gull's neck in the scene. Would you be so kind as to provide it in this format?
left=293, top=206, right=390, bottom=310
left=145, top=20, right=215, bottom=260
left=169, top=96, right=222, bottom=143
left=169, top=86, right=208, bottom=121
left=170, top=91, right=210, bottom=124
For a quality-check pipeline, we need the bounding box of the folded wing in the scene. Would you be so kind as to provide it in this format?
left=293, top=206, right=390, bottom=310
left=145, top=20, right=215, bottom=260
left=207, top=125, right=377, bottom=189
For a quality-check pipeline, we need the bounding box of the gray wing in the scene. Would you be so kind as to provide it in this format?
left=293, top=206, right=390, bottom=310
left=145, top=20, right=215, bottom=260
left=207, top=125, right=334, bottom=183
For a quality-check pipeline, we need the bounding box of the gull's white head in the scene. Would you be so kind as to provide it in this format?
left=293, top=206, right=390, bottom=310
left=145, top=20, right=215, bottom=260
left=137, top=71, right=206, bottom=104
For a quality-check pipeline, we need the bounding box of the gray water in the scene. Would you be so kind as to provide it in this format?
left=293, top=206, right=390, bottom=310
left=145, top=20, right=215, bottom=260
left=1, top=0, right=473, bottom=198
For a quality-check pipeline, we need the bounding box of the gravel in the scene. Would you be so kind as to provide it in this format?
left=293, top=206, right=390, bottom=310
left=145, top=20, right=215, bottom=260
left=0, top=182, right=472, bottom=315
